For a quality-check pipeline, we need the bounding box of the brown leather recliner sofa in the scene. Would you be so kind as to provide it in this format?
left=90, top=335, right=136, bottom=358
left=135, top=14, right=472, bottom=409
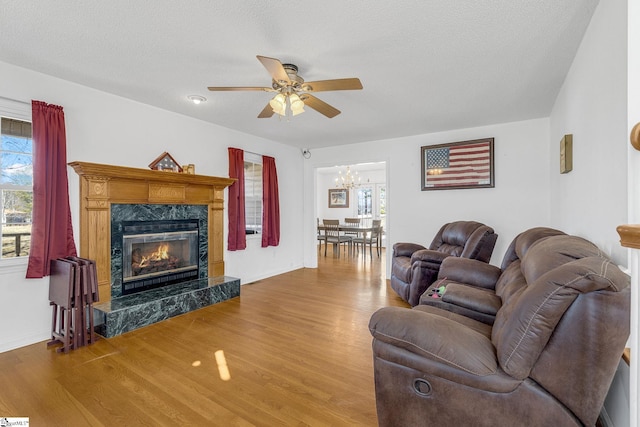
left=390, top=221, right=498, bottom=306
left=419, top=227, right=567, bottom=324
left=370, top=231, right=630, bottom=426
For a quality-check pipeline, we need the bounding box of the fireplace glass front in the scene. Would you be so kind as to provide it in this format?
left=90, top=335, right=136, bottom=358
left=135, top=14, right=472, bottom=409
left=121, top=219, right=199, bottom=295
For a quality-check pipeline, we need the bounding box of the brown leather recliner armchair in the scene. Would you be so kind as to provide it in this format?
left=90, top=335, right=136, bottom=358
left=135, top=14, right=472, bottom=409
left=390, top=221, right=497, bottom=306
left=370, top=234, right=630, bottom=427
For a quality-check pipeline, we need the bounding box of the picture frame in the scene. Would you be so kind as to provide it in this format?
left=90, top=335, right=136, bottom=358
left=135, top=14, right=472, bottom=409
left=560, top=134, right=573, bottom=174
left=421, top=137, right=494, bottom=191
left=328, top=188, right=349, bottom=208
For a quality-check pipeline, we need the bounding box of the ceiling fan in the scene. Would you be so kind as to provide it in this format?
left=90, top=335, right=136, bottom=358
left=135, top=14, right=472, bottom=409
left=207, top=55, right=363, bottom=119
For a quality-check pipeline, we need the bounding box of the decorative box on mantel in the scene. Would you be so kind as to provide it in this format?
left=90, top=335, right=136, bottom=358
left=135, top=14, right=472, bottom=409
left=68, top=161, right=235, bottom=303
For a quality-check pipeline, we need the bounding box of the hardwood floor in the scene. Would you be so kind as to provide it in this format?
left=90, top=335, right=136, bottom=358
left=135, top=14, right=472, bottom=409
left=0, top=247, right=408, bottom=426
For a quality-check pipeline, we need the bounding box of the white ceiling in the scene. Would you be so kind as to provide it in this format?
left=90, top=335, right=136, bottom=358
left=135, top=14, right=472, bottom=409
left=0, top=1, right=598, bottom=149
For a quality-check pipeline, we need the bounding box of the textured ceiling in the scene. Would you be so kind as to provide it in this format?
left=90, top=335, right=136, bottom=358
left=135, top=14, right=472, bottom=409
left=0, top=1, right=599, bottom=149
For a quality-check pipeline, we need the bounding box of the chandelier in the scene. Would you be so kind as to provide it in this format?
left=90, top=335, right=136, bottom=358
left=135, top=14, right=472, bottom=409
left=335, top=166, right=361, bottom=189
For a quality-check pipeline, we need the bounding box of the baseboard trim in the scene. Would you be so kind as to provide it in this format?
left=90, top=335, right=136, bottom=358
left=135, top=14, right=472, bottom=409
left=0, top=330, right=49, bottom=354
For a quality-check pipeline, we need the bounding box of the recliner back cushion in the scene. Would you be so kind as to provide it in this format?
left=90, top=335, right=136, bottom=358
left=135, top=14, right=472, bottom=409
left=500, top=227, right=566, bottom=271
left=492, top=255, right=627, bottom=380
left=476, top=228, right=566, bottom=302
left=429, top=221, right=483, bottom=254
left=494, top=260, right=526, bottom=303
left=434, top=243, right=463, bottom=257
left=520, top=235, right=603, bottom=285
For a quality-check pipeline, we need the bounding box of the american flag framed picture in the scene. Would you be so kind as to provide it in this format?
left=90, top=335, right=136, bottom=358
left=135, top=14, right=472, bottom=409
left=421, top=138, right=494, bottom=191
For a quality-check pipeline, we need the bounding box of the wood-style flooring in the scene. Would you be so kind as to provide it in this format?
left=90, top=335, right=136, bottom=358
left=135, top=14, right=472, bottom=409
left=0, top=247, right=408, bottom=426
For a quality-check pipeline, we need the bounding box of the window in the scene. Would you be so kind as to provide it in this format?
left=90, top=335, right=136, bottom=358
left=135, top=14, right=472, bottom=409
left=356, top=184, right=386, bottom=231
left=1, top=116, right=33, bottom=259
left=244, top=153, right=262, bottom=235
left=357, top=187, right=373, bottom=217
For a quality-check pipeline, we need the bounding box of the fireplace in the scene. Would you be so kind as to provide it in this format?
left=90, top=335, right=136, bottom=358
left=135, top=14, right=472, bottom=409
left=71, top=162, right=238, bottom=337
left=70, top=161, right=234, bottom=303
left=121, top=219, right=200, bottom=295
left=110, top=203, right=209, bottom=299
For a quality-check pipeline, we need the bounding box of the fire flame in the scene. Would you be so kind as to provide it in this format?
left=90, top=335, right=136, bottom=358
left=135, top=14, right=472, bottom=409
left=139, top=243, right=169, bottom=268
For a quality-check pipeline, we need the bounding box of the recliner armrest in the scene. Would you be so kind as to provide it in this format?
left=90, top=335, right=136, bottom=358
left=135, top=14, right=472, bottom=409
left=410, top=249, right=450, bottom=265
left=438, top=257, right=501, bottom=290
left=393, top=242, right=427, bottom=258
left=441, top=283, right=502, bottom=316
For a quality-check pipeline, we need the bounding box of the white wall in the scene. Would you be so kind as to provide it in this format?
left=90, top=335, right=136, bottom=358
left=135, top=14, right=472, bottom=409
left=0, top=60, right=304, bottom=353
left=549, top=0, right=628, bottom=267
left=551, top=0, right=629, bottom=425
left=304, top=118, right=552, bottom=276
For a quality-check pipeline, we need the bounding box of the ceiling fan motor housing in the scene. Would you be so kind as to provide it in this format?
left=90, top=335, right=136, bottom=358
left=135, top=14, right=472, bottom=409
left=274, top=63, right=304, bottom=91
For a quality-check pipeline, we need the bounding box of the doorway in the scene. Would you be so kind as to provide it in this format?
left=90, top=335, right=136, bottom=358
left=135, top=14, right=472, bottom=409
left=315, top=161, right=387, bottom=253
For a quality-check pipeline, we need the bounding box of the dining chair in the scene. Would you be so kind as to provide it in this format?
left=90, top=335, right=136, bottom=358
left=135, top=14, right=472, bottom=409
left=372, top=220, right=383, bottom=257
left=353, top=219, right=382, bottom=258
left=323, top=219, right=352, bottom=256
left=317, top=218, right=324, bottom=253
left=344, top=217, right=361, bottom=238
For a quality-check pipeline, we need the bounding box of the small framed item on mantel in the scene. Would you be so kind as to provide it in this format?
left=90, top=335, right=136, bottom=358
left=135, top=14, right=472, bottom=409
left=560, top=134, right=573, bottom=174
left=149, top=151, right=183, bottom=172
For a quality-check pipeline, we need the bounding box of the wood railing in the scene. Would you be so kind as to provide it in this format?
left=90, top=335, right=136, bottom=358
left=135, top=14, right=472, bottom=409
left=616, top=223, right=638, bottom=366
left=2, top=231, right=31, bottom=257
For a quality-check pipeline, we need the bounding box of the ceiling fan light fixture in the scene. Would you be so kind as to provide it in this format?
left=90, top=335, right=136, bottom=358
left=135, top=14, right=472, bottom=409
left=289, top=93, right=305, bottom=116
left=269, top=93, right=287, bottom=116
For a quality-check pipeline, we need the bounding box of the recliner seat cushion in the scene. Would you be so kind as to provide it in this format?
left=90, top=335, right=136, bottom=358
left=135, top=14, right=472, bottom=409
left=412, top=304, right=493, bottom=338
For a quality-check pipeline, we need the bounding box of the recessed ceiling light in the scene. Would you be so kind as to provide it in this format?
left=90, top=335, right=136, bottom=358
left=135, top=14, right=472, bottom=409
left=187, top=95, right=207, bottom=105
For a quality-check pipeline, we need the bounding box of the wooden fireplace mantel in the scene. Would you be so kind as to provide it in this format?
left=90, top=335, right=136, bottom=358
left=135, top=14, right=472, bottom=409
left=69, top=161, right=235, bottom=302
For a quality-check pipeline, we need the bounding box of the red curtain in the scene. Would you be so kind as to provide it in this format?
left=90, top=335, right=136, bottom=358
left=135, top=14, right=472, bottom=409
left=26, top=101, right=77, bottom=278
left=261, top=155, right=280, bottom=247
left=227, top=147, right=246, bottom=251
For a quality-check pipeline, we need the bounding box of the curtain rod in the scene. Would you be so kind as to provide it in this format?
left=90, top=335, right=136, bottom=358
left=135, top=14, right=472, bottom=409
left=0, top=95, right=31, bottom=106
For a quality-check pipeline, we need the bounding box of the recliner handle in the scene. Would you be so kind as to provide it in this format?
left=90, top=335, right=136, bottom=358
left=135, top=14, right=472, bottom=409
left=413, top=378, right=432, bottom=397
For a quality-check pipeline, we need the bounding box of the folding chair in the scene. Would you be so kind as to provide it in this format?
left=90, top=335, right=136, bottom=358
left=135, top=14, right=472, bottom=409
left=47, top=259, right=78, bottom=353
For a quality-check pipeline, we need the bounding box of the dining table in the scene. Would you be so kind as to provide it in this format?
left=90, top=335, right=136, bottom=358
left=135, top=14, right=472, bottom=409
left=317, top=223, right=377, bottom=257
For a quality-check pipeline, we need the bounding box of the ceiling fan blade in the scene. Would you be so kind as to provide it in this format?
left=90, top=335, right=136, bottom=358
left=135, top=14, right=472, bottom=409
left=300, top=94, right=341, bottom=118
left=258, top=103, right=275, bottom=118
left=257, top=55, right=291, bottom=84
left=301, top=78, right=363, bottom=92
left=207, top=86, right=274, bottom=92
